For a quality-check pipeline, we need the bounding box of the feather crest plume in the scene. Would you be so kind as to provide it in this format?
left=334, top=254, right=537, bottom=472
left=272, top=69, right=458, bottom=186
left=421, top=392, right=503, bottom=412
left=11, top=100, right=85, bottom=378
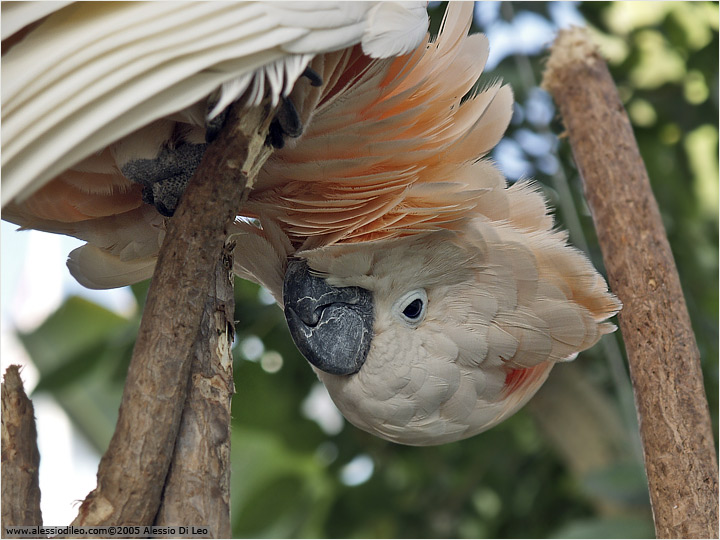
left=245, top=2, right=514, bottom=249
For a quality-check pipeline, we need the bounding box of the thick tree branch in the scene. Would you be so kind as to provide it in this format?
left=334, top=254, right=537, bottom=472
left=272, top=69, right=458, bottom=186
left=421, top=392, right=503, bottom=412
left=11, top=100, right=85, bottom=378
left=1, top=365, right=43, bottom=528
left=72, top=101, right=278, bottom=527
left=542, top=27, right=718, bottom=539
left=154, top=243, right=236, bottom=537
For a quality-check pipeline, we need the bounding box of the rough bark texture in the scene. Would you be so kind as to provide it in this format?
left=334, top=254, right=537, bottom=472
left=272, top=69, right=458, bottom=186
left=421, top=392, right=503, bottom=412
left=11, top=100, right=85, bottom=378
left=1, top=365, right=43, bottom=528
left=72, top=101, right=277, bottom=527
left=154, top=243, right=236, bottom=537
left=542, top=27, right=718, bottom=539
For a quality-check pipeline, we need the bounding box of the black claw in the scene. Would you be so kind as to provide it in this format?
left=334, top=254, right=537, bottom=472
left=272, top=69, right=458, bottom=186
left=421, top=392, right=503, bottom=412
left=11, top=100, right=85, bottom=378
left=141, top=185, right=174, bottom=217
left=205, top=106, right=230, bottom=143
left=211, top=66, right=322, bottom=150
left=302, top=66, right=323, bottom=87
left=266, top=119, right=287, bottom=149
left=141, top=186, right=155, bottom=207
left=264, top=68, right=322, bottom=149
left=277, top=97, right=303, bottom=138
left=155, top=201, right=175, bottom=218
left=266, top=97, right=304, bottom=149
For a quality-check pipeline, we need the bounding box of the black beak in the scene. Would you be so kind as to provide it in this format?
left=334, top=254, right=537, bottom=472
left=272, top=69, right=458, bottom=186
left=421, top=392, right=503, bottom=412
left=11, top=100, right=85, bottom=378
left=283, top=259, right=373, bottom=375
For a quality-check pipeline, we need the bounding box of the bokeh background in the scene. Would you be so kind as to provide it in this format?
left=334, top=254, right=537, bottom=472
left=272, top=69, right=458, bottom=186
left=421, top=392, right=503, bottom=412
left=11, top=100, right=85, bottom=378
left=2, top=2, right=717, bottom=537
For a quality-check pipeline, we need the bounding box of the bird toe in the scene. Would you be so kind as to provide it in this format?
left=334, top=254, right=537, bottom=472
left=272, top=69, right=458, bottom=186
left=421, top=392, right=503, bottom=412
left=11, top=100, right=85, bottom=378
left=121, top=142, right=207, bottom=217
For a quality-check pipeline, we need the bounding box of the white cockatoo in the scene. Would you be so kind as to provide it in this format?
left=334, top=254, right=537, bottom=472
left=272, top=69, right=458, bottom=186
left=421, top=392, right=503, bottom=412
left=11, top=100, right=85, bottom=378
left=2, top=2, right=620, bottom=445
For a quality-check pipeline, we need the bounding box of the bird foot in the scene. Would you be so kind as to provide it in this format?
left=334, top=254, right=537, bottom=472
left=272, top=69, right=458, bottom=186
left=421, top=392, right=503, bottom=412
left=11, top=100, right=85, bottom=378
left=266, top=97, right=302, bottom=149
left=123, top=66, right=324, bottom=216
left=266, top=67, right=323, bottom=149
left=302, top=66, right=323, bottom=88
left=121, top=142, right=207, bottom=217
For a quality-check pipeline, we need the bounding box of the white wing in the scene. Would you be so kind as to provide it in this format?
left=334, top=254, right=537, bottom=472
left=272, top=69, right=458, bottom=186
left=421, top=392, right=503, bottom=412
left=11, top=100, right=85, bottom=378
left=1, top=1, right=428, bottom=206
left=0, top=1, right=72, bottom=40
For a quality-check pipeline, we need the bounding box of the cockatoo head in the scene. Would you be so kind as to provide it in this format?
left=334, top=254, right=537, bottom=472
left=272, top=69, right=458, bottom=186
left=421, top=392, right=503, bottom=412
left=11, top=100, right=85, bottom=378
left=282, top=220, right=620, bottom=446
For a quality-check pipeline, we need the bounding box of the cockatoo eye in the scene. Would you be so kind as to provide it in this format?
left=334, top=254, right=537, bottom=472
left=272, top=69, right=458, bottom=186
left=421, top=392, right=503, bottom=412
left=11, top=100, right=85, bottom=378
left=404, top=298, right=423, bottom=319
left=395, top=289, right=428, bottom=326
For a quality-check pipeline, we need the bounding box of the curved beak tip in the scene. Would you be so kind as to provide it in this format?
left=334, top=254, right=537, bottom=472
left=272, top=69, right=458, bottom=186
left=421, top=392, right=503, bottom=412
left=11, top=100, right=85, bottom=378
left=283, top=260, right=373, bottom=376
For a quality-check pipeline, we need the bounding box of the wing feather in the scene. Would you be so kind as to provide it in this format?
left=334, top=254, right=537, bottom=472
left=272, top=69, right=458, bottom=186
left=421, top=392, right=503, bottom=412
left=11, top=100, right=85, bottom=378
left=0, top=1, right=72, bottom=40
left=2, top=1, right=428, bottom=205
left=67, top=245, right=157, bottom=290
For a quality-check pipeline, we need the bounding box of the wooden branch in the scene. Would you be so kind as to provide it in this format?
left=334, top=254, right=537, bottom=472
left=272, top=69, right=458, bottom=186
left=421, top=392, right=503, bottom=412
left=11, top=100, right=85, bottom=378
left=542, top=27, right=718, bottom=539
left=154, top=243, right=236, bottom=537
left=72, top=100, right=277, bottom=527
left=1, top=365, right=43, bottom=528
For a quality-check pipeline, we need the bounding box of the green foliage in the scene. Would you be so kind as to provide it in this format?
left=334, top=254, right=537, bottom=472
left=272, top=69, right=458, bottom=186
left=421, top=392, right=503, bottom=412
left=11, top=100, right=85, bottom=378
left=580, top=463, right=650, bottom=507
left=17, top=2, right=717, bottom=538
left=18, top=296, right=134, bottom=451
left=553, top=516, right=655, bottom=539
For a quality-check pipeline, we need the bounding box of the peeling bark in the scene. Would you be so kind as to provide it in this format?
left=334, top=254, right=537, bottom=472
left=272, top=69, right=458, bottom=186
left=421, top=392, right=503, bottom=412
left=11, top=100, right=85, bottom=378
left=1, top=365, right=43, bottom=528
left=154, top=243, right=236, bottom=537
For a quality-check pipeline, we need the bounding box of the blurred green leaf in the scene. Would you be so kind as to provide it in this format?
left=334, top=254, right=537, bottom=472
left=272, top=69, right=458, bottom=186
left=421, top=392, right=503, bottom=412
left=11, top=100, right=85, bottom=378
left=130, top=279, right=151, bottom=311
left=554, top=516, right=655, bottom=539
left=581, top=463, right=650, bottom=507
left=18, top=295, right=134, bottom=452
left=18, top=296, right=127, bottom=379
left=230, top=429, right=334, bottom=538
